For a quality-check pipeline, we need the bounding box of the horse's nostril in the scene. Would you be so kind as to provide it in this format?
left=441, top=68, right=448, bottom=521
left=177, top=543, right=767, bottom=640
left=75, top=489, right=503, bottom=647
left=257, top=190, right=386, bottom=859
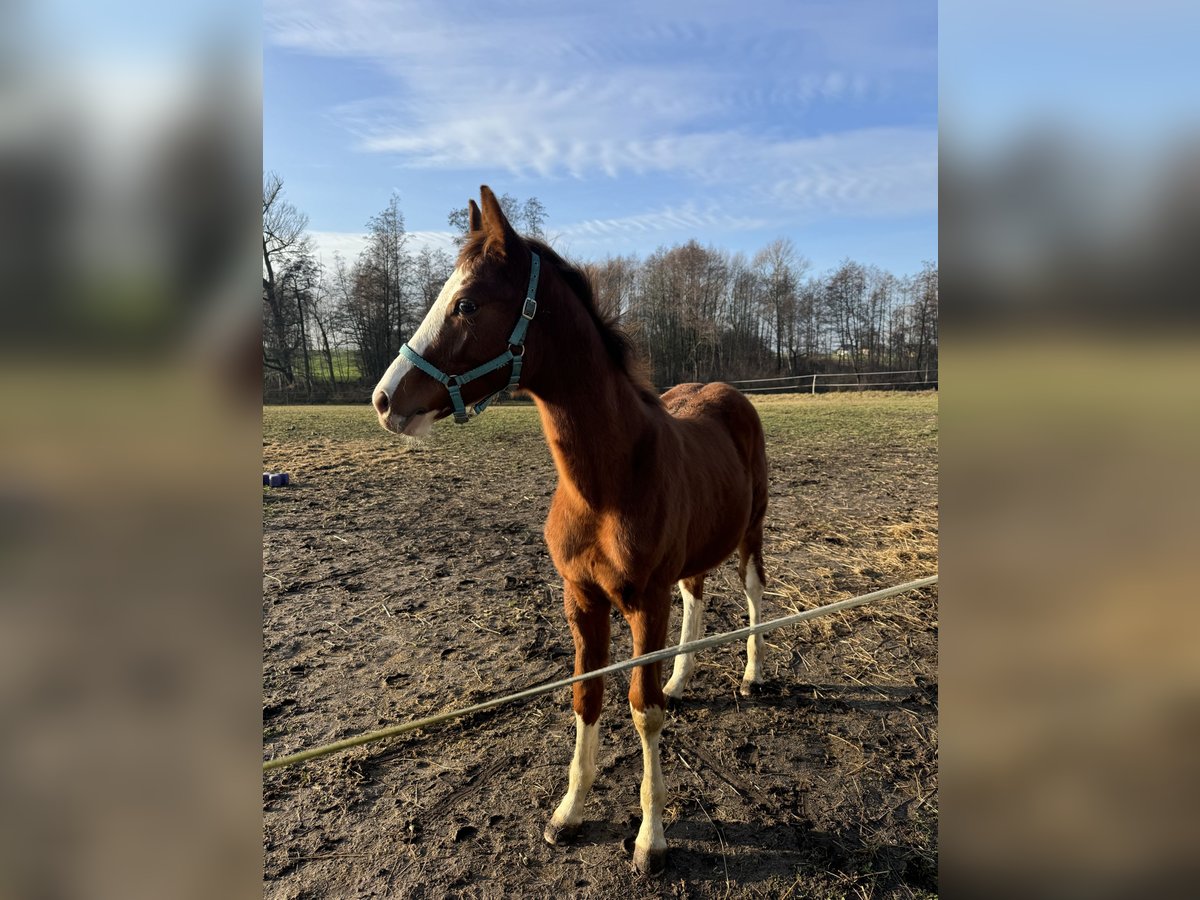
left=373, top=390, right=390, bottom=415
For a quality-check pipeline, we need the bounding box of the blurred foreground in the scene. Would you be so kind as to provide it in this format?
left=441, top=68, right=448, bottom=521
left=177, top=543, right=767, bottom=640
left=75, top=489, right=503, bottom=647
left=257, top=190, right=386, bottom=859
left=941, top=341, right=1200, bottom=897
left=0, top=1, right=261, bottom=898
left=942, top=1, right=1200, bottom=895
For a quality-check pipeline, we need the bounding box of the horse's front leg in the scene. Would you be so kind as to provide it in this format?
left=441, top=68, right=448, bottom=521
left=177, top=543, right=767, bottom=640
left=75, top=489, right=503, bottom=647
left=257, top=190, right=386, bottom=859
left=544, top=581, right=610, bottom=845
left=626, top=594, right=671, bottom=876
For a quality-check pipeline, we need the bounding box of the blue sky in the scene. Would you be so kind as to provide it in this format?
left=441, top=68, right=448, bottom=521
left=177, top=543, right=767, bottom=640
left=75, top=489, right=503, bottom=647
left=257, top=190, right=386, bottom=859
left=264, top=1, right=937, bottom=276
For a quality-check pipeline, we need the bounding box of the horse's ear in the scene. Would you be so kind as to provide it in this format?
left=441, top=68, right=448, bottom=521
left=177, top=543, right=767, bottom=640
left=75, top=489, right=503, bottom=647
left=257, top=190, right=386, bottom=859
left=479, top=185, right=521, bottom=257
left=468, top=199, right=482, bottom=233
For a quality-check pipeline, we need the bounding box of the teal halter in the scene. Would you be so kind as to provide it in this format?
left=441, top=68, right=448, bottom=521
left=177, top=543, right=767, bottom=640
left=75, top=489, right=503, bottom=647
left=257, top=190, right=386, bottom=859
left=397, top=252, right=541, bottom=424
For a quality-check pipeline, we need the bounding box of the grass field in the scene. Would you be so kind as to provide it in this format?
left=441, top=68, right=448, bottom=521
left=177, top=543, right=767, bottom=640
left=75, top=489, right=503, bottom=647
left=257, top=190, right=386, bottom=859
left=264, top=392, right=938, bottom=465
left=263, top=391, right=938, bottom=898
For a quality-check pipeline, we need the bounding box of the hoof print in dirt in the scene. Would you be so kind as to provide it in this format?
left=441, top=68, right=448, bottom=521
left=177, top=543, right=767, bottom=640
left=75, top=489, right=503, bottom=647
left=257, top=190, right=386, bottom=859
left=452, top=824, right=477, bottom=842
left=543, top=819, right=579, bottom=845
left=262, top=698, right=295, bottom=720
left=733, top=741, right=759, bottom=764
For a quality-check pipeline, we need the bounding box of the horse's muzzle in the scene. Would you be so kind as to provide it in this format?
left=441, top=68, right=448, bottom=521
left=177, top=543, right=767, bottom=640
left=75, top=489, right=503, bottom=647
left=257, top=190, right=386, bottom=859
left=378, top=407, right=439, bottom=438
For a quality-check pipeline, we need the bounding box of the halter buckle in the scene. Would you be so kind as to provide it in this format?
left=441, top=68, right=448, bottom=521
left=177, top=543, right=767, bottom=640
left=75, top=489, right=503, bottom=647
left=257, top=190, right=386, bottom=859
left=521, top=297, right=537, bottom=320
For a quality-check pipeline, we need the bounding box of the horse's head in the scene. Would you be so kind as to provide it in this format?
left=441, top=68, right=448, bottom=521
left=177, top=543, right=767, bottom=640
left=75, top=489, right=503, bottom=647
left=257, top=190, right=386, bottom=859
left=372, top=186, right=537, bottom=437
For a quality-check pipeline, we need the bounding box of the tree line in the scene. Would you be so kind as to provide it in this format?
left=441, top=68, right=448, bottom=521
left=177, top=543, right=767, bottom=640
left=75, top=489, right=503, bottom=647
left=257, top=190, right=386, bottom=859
left=263, top=174, right=937, bottom=400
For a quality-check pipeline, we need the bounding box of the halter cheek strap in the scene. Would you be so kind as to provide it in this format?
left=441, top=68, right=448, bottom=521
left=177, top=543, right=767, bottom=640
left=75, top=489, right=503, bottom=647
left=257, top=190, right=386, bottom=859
left=396, top=252, right=541, bottom=424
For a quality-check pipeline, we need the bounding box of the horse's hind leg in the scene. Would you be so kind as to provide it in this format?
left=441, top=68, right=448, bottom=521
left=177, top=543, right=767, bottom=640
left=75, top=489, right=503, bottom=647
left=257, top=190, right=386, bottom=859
left=738, top=524, right=767, bottom=696
left=545, top=582, right=610, bottom=845
left=663, top=574, right=706, bottom=705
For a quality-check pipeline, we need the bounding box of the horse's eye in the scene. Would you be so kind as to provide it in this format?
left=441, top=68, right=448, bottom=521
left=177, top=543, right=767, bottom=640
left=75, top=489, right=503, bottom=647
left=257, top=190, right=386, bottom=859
left=455, top=299, right=477, bottom=316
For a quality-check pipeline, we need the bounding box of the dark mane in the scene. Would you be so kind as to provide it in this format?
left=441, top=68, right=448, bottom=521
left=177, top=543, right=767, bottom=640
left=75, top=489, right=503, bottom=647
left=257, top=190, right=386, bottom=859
left=460, top=233, right=660, bottom=405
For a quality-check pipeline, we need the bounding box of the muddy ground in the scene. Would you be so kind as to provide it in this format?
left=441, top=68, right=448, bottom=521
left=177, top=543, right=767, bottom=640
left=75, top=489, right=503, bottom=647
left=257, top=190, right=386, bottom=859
left=263, top=394, right=938, bottom=899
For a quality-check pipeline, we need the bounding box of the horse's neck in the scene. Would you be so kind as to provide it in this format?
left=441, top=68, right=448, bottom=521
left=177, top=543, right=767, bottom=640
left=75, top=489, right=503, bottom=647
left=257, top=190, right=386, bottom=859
left=526, top=308, right=656, bottom=509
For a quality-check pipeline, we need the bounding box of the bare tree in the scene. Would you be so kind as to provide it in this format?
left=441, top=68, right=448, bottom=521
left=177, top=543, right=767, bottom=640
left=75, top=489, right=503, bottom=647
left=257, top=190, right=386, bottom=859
left=412, top=246, right=456, bottom=315
left=521, top=197, right=548, bottom=238
left=306, top=267, right=342, bottom=387
left=350, top=193, right=413, bottom=383
left=588, top=254, right=639, bottom=322
left=910, top=261, right=939, bottom=375
left=824, top=259, right=870, bottom=371
left=262, top=172, right=309, bottom=385
left=277, top=241, right=322, bottom=390
left=753, top=238, right=811, bottom=373
left=265, top=174, right=936, bottom=397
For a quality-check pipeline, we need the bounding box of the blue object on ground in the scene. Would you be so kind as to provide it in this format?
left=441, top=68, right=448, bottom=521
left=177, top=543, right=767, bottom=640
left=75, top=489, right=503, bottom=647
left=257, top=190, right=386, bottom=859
left=278, top=473, right=290, bottom=486
left=263, top=473, right=271, bottom=485
left=269, top=473, right=285, bottom=487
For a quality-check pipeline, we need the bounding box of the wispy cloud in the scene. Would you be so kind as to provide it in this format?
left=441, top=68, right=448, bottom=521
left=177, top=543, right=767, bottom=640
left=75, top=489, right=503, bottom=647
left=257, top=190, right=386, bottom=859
left=306, top=230, right=369, bottom=266
left=267, top=2, right=933, bottom=189
left=308, top=229, right=457, bottom=268
left=563, top=205, right=769, bottom=240
left=266, top=1, right=936, bottom=268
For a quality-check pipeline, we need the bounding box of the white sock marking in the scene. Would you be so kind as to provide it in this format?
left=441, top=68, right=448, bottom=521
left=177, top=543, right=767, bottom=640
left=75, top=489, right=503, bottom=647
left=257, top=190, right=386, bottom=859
left=664, top=581, right=704, bottom=698
left=743, top=559, right=765, bottom=685
left=631, top=705, right=667, bottom=857
left=550, top=713, right=600, bottom=828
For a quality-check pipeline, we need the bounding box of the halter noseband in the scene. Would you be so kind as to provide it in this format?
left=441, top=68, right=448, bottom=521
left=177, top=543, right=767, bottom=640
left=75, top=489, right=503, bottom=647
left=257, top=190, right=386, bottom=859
left=396, top=251, right=541, bottom=424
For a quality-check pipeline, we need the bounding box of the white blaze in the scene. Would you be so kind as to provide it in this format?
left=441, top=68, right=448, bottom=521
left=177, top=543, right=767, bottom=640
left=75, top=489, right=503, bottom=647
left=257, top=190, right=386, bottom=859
left=373, top=265, right=467, bottom=406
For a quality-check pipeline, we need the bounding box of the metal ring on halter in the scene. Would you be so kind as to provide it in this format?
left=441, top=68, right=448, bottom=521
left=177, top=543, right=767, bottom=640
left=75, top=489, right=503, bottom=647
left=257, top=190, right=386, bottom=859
left=510, top=344, right=526, bottom=358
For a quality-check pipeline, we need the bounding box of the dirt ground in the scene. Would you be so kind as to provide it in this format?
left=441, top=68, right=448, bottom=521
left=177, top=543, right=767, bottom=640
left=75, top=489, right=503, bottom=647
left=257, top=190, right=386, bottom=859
left=263, top=393, right=939, bottom=899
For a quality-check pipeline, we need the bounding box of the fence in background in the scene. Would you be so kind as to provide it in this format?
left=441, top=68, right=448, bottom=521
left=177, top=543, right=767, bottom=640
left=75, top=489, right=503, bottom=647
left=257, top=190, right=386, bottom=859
left=263, top=368, right=937, bottom=405
left=715, top=369, right=938, bottom=395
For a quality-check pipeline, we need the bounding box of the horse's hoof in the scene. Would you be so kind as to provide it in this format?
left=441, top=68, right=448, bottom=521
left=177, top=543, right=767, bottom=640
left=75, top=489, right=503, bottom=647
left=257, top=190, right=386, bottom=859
left=633, top=845, right=667, bottom=876
left=739, top=680, right=762, bottom=698
left=664, top=694, right=683, bottom=713
left=543, top=819, right=579, bottom=845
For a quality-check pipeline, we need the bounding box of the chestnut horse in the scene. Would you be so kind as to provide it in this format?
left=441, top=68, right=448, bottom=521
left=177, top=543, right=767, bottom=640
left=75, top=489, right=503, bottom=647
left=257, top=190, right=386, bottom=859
left=372, top=187, right=768, bottom=875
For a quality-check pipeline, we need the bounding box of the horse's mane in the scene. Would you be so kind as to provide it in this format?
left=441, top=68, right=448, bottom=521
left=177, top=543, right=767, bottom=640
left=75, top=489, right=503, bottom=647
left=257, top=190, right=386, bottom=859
left=460, top=233, right=660, bottom=405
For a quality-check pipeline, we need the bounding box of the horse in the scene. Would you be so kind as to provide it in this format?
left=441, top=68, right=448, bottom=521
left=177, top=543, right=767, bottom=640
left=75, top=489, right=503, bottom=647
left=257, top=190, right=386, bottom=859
left=372, top=186, right=769, bottom=875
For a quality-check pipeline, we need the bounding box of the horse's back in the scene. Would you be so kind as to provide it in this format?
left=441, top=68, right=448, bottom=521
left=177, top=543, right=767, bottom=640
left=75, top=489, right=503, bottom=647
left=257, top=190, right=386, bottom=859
left=661, top=382, right=767, bottom=498
left=661, top=382, right=764, bottom=454
left=658, top=382, right=768, bottom=574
